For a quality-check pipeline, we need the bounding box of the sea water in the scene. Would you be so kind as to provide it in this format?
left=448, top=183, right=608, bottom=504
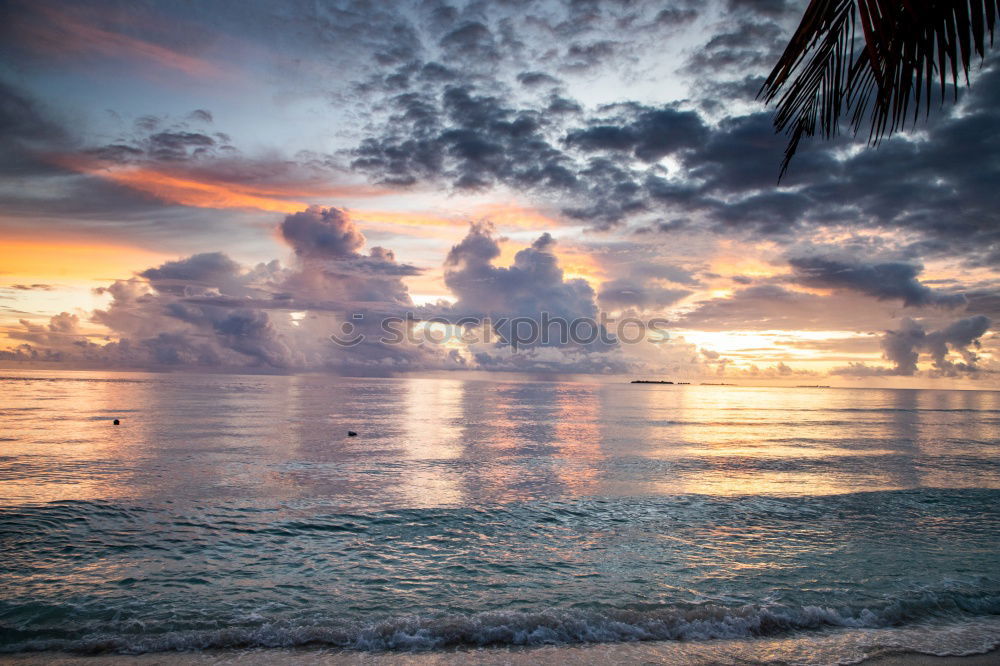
left=0, top=371, right=998, bottom=663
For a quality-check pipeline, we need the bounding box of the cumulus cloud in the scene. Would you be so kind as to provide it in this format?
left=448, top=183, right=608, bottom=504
left=6, top=210, right=634, bottom=374
left=280, top=206, right=366, bottom=259
left=833, top=315, right=992, bottom=376
left=444, top=223, right=599, bottom=326
left=91, top=253, right=295, bottom=368
left=3, top=207, right=434, bottom=371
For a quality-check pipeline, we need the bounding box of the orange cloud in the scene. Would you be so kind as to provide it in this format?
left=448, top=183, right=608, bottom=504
left=54, top=156, right=393, bottom=214
left=349, top=202, right=563, bottom=233
left=57, top=158, right=305, bottom=213
left=470, top=202, right=564, bottom=230
left=12, top=2, right=225, bottom=80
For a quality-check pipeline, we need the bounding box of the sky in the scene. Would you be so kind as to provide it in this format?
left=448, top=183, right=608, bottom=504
left=0, top=0, right=998, bottom=387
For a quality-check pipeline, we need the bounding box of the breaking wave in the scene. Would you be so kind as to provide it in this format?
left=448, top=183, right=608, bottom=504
left=4, top=591, right=1000, bottom=655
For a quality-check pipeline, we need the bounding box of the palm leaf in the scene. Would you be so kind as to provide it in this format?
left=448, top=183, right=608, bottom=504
left=759, top=0, right=1000, bottom=179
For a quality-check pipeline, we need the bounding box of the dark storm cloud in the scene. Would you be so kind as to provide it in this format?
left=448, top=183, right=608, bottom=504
left=145, top=131, right=217, bottom=161
left=517, top=71, right=560, bottom=87
left=356, top=0, right=992, bottom=249
left=343, top=10, right=820, bottom=234
left=352, top=81, right=719, bottom=228
left=684, top=20, right=785, bottom=75
left=834, top=315, right=992, bottom=376
left=789, top=257, right=967, bottom=308
left=799, top=66, right=1000, bottom=266
left=546, top=95, right=583, bottom=114
left=652, top=6, right=700, bottom=26
left=695, top=75, right=768, bottom=113
left=683, top=112, right=836, bottom=194
left=565, top=106, right=708, bottom=162
left=439, top=22, right=499, bottom=62
left=86, top=117, right=236, bottom=164
left=351, top=84, right=577, bottom=192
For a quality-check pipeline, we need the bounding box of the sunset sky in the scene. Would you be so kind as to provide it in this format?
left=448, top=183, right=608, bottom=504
left=1, top=0, right=998, bottom=386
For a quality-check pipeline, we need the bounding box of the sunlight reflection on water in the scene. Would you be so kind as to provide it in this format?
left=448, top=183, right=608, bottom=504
left=1, top=371, right=998, bottom=658
left=1, top=371, right=998, bottom=507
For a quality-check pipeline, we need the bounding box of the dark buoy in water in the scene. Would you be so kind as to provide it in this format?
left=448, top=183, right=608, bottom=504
left=113, top=419, right=120, bottom=425
left=347, top=430, right=357, bottom=437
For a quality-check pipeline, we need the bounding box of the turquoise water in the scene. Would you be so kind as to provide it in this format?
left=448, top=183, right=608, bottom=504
left=1, top=372, right=999, bottom=660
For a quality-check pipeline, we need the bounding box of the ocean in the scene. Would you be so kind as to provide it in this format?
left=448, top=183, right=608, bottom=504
left=0, top=371, right=998, bottom=664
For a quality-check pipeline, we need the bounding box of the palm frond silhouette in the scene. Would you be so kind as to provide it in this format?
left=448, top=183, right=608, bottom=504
left=759, top=0, right=999, bottom=178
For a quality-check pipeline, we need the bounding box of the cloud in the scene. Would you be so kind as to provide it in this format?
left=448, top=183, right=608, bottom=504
left=598, top=279, right=690, bottom=311
left=6, top=284, right=55, bottom=291
left=439, top=222, right=626, bottom=366
left=674, top=284, right=900, bottom=332
left=2, top=0, right=1000, bottom=384
left=444, top=223, right=600, bottom=326
left=561, top=40, right=617, bottom=72
left=2, top=312, right=93, bottom=363
left=281, top=206, right=366, bottom=259
left=565, top=106, right=708, bottom=162
left=439, top=22, right=499, bottom=63
left=90, top=254, right=295, bottom=368
left=833, top=315, right=992, bottom=376
left=517, top=71, right=560, bottom=87
left=3, top=212, right=634, bottom=374
left=4, top=1, right=225, bottom=79
left=47, top=209, right=427, bottom=371
left=352, top=84, right=576, bottom=193
left=684, top=19, right=785, bottom=75
left=789, top=256, right=968, bottom=308
left=0, top=80, right=74, bottom=178
left=141, top=251, right=244, bottom=290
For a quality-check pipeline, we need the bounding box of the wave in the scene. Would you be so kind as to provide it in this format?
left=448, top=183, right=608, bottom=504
left=5, top=591, right=1000, bottom=655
